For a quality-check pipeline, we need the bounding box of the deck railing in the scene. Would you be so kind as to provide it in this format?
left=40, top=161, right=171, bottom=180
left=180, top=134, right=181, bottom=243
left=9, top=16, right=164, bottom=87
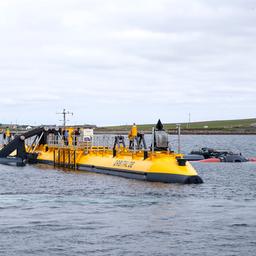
left=46, top=134, right=145, bottom=154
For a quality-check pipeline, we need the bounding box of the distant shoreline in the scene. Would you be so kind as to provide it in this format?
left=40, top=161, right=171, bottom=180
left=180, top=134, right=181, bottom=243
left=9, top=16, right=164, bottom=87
left=1, top=117, right=256, bottom=135
left=4, top=128, right=256, bottom=136
left=95, top=129, right=256, bottom=135
left=95, top=117, right=256, bottom=135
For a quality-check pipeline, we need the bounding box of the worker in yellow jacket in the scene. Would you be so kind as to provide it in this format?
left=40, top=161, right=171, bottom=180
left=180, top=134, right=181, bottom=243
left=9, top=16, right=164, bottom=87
left=128, top=123, right=137, bottom=149
left=6, top=128, right=11, bottom=143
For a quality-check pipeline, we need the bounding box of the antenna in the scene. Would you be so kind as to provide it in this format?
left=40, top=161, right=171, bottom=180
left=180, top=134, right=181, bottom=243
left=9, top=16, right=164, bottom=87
left=187, top=112, right=191, bottom=129
left=176, top=123, right=181, bottom=153
left=57, top=108, right=73, bottom=128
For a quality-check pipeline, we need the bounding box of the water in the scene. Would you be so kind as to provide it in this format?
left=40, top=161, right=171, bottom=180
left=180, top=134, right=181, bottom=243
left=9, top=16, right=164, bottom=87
left=0, top=135, right=256, bottom=256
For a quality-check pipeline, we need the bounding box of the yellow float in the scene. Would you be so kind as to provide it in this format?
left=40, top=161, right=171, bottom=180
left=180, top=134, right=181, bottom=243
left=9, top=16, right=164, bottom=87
left=0, top=120, right=203, bottom=184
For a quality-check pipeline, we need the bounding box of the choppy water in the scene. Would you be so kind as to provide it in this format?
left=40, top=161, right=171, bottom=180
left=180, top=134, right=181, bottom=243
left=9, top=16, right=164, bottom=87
left=0, top=135, right=256, bottom=256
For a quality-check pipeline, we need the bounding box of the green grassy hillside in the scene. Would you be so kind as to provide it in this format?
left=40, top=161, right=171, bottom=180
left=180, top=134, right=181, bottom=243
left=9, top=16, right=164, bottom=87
left=98, top=118, right=256, bottom=131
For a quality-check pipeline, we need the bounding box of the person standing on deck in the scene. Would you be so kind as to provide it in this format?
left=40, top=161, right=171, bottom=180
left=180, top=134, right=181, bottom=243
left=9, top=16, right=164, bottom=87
left=64, top=129, right=69, bottom=146
left=128, top=123, right=138, bottom=149
left=2, top=129, right=6, bottom=143
left=6, top=127, right=11, bottom=143
left=74, top=128, right=80, bottom=146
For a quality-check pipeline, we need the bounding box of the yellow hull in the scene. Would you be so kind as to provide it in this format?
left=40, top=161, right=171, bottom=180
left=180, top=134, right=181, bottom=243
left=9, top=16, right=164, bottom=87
left=36, top=146, right=203, bottom=184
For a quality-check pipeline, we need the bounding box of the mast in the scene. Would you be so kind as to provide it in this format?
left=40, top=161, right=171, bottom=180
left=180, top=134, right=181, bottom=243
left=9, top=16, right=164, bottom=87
left=57, top=109, right=73, bottom=129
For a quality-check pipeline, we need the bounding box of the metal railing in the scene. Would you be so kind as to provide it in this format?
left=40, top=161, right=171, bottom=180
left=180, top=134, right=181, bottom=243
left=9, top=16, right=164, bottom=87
left=47, top=135, right=92, bottom=153
left=45, top=133, right=172, bottom=162
left=45, top=134, right=141, bottom=154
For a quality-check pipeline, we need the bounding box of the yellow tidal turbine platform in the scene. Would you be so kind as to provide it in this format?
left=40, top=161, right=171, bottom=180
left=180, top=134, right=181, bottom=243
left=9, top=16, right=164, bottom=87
left=0, top=120, right=203, bottom=184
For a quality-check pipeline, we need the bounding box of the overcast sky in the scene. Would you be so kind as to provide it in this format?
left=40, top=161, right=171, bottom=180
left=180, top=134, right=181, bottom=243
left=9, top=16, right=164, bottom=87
left=0, top=0, right=255, bottom=126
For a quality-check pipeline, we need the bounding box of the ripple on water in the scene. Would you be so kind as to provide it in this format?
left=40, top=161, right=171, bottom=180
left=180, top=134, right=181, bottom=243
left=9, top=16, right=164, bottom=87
left=0, top=135, right=256, bottom=256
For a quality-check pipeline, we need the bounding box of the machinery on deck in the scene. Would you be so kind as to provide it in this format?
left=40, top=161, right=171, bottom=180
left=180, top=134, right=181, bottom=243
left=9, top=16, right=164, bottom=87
left=0, top=120, right=203, bottom=184
left=0, top=127, right=56, bottom=166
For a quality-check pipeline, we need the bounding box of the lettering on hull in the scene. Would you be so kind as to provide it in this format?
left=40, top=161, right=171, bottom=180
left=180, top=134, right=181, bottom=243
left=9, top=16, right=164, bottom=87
left=113, top=160, right=135, bottom=168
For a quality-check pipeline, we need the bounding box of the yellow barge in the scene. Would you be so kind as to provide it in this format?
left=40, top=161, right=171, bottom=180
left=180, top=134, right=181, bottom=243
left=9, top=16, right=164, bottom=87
left=0, top=121, right=203, bottom=184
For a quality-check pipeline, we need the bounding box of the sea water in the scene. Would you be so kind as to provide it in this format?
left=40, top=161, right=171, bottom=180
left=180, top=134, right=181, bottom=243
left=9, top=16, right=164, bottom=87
left=0, top=135, right=255, bottom=256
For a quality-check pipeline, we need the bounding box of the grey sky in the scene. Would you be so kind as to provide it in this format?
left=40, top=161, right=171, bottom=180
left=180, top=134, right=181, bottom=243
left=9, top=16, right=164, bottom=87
left=0, top=0, right=255, bottom=126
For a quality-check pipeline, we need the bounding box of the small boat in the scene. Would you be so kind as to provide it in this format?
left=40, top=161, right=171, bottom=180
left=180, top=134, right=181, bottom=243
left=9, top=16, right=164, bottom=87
left=185, top=147, right=255, bottom=163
